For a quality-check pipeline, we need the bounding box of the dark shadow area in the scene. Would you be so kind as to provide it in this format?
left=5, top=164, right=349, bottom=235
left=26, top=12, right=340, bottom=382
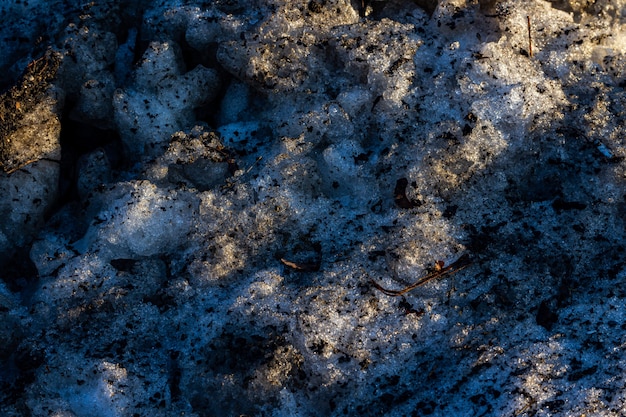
left=57, top=116, right=125, bottom=203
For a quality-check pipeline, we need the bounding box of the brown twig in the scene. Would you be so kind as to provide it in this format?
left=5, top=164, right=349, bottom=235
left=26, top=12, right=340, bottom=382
left=527, top=15, right=533, bottom=58
left=371, top=253, right=471, bottom=296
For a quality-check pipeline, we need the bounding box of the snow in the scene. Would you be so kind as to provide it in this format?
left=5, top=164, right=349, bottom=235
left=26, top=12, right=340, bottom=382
left=1, top=0, right=626, bottom=416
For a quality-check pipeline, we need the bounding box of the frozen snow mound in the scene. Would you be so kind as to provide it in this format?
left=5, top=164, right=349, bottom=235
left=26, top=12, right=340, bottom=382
left=113, top=41, right=220, bottom=159
left=75, top=180, right=199, bottom=259
left=2, top=0, right=626, bottom=416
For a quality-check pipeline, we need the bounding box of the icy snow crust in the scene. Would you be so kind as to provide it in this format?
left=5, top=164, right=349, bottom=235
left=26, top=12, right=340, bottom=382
left=2, top=0, right=626, bottom=415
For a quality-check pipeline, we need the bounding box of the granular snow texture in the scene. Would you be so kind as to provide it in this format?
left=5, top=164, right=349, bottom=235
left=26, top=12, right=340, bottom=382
left=2, top=0, right=626, bottom=416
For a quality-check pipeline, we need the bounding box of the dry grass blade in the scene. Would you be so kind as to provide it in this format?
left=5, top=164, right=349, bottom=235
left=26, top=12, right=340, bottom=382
left=280, top=258, right=321, bottom=272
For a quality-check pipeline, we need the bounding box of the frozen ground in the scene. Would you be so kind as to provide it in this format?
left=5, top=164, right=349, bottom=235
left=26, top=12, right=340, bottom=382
left=1, top=0, right=626, bottom=415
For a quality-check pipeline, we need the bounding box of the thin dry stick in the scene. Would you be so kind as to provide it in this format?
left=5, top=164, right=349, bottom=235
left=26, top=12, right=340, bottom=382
left=3, top=158, right=60, bottom=175
left=527, top=15, right=533, bottom=58
left=221, top=155, right=262, bottom=190
left=371, top=253, right=471, bottom=296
